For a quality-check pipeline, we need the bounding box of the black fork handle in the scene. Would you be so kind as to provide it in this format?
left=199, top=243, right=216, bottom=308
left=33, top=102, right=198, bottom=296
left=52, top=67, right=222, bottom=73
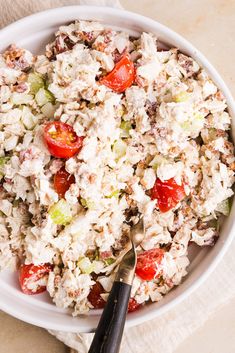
left=88, top=280, right=131, bottom=353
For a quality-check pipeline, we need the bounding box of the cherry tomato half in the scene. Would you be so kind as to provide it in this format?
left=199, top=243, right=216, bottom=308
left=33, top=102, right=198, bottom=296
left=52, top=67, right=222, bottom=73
left=100, top=54, right=135, bottom=93
left=44, top=121, right=84, bottom=159
left=151, top=177, right=186, bottom=213
left=88, top=282, right=106, bottom=309
left=88, top=282, right=141, bottom=312
left=128, top=298, right=140, bottom=313
left=136, top=248, right=165, bottom=281
left=54, top=167, right=75, bottom=197
left=19, top=263, right=53, bottom=295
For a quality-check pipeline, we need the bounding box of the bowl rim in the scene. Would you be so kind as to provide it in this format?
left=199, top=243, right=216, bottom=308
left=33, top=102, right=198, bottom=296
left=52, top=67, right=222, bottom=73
left=0, top=4, right=235, bottom=332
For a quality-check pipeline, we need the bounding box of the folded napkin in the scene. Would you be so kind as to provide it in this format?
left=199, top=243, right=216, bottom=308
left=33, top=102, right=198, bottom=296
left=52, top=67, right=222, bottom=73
left=1, top=1, right=234, bottom=352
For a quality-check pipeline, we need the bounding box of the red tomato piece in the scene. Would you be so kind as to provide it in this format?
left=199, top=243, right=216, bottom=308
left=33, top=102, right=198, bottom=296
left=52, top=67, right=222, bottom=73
left=54, top=167, right=75, bottom=197
left=151, top=177, right=186, bottom=213
left=88, top=282, right=106, bottom=309
left=100, top=54, right=135, bottom=93
left=44, top=121, right=84, bottom=158
left=128, top=298, right=140, bottom=313
left=19, top=263, right=53, bottom=295
left=136, top=248, right=165, bottom=281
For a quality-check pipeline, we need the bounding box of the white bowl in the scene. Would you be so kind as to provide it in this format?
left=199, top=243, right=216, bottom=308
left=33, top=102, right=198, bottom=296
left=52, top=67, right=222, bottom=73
left=0, top=5, right=234, bottom=333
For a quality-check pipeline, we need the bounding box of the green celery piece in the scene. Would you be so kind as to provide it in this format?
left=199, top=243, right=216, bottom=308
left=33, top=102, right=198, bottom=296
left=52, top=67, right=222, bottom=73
left=35, top=88, right=55, bottom=107
left=28, top=72, right=45, bottom=94
left=49, top=199, right=72, bottom=225
left=113, top=139, right=127, bottom=159
left=120, top=120, right=132, bottom=138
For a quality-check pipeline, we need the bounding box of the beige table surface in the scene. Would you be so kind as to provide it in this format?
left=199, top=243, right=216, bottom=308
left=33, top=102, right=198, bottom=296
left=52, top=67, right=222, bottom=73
left=0, top=0, right=235, bottom=352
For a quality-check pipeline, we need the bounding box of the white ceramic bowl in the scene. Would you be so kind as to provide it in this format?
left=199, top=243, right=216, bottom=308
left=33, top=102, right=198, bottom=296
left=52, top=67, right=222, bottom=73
left=0, top=5, right=234, bottom=333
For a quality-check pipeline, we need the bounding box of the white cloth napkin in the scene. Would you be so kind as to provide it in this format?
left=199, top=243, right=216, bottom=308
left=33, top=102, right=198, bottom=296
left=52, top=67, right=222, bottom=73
left=1, top=1, right=234, bottom=352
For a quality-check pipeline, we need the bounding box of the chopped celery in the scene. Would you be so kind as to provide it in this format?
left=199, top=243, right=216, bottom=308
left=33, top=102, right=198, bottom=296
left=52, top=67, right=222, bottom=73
left=28, top=72, right=45, bottom=94
left=191, top=113, right=204, bottom=131
left=106, top=190, right=120, bottom=199
left=117, top=107, right=125, bottom=117
left=180, top=113, right=204, bottom=133
left=104, top=258, right=115, bottom=266
left=113, top=139, right=127, bottom=159
left=0, top=157, right=10, bottom=178
left=173, top=91, right=190, bottom=103
left=77, top=258, right=95, bottom=274
left=120, top=120, right=132, bottom=138
left=215, top=199, right=231, bottom=216
left=80, top=198, right=95, bottom=209
left=193, top=113, right=204, bottom=122
left=35, top=88, right=55, bottom=107
left=180, top=121, right=191, bottom=131
left=0, top=156, right=10, bottom=167
left=207, top=219, right=219, bottom=230
left=41, top=102, right=57, bottom=119
left=80, top=198, right=87, bottom=208
left=21, top=106, right=37, bottom=130
left=49, top=199, right=72, bottom=225
left=149, top=155, right=168, bottom=170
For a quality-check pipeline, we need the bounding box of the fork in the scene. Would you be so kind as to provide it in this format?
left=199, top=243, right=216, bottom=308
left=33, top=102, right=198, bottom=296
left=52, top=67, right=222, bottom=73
left=88, top=218, right=144, bottom=353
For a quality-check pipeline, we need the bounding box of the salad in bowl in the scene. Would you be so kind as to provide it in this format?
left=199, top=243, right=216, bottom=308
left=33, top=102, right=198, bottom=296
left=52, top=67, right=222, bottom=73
left=0, top=19, right=234, bottom=317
